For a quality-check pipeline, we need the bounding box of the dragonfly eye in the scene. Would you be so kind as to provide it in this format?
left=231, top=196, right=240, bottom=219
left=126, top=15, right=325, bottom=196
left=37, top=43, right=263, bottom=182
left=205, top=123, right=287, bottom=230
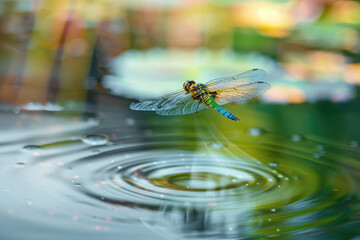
left=183, top=80, right=195, bottom=92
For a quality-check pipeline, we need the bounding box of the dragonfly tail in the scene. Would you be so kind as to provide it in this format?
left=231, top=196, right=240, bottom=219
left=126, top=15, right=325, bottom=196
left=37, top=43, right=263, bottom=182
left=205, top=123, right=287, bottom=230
left=204, top=96, right=239, bottom=121
left=214, top=106, right=240, bottom=121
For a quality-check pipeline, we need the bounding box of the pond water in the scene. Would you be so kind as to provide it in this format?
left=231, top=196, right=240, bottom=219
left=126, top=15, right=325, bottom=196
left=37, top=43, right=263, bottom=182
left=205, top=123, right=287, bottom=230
left=0, top=95, right=359, bottom=240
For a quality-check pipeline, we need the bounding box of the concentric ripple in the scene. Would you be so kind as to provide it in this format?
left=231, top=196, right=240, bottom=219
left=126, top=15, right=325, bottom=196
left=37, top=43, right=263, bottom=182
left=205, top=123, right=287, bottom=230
left=66, top=151, right=287, bottom=205
left=58, top=129, right=360, bottom=239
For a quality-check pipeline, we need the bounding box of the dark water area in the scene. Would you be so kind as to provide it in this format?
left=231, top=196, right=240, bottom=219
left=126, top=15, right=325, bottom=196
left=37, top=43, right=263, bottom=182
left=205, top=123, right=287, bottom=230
left=0, top=95, right=359, bottom=240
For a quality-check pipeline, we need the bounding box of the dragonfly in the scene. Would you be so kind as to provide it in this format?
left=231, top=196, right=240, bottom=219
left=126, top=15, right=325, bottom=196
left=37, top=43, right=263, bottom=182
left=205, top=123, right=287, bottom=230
left=130, top=69, right=271, bottom=121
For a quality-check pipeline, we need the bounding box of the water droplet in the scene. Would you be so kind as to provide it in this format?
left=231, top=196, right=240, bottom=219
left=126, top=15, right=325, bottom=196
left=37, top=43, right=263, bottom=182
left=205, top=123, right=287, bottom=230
left=13, top=107, right=20, bottom=114
left=291, top=134, right=304, bottom=142
left=43, top=102, right=63, bottom=111
left=23, top=145, right=40, bottom=151
left=294, top=176, right=301, bottom=180
left=209, top=142, right=224, bottom=149
left=28, top=201, right=32, bottom=205
left=92, top=149, right=100, bottom=154
left=22, top=102, right=43, bottom=111
left=81, top=134, right=109, bottom=146
left=117, top=166, right=122, bottom=170
left=74, top=183, right=82, bottom=187
left=271, top=208, right=276, bottom=212
left=246, top=127, right=266, bottom=137
left=350, top=140, right=358, bottom=147
left=268, top=162, right=279, bottom=167
left=126, top=118, right=135, bottom=126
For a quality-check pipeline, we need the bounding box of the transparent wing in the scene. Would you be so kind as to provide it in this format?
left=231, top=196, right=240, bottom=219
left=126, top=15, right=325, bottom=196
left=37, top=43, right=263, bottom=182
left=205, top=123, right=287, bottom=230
left=205, top=69, right=267, bottom=90
left=204, top=69, right=270, bottom=104
left=130, top=89, right=191, bottom=111
left=212, top=82, right=271, bottom=105
left=156, top=100, right=207, bottom=116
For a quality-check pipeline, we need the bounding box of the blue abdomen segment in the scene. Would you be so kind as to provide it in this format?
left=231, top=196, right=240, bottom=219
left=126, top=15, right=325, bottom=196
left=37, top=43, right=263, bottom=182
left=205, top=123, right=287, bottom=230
left=216, top=105, right=239, bottom=121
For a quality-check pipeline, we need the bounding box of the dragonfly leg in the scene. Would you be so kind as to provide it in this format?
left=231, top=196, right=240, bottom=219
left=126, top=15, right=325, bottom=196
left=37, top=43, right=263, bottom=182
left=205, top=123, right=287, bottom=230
left=192, top=101, right=201, bottom=120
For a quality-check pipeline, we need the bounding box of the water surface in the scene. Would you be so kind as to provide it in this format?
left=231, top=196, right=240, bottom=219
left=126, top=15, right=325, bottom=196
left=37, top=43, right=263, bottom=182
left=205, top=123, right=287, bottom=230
left=0, top=96, right=359, bottom=240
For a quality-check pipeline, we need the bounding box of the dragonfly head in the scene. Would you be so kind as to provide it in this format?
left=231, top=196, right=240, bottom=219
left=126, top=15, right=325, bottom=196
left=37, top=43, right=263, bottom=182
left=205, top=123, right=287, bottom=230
left=183, top=80, right=195, bottom=92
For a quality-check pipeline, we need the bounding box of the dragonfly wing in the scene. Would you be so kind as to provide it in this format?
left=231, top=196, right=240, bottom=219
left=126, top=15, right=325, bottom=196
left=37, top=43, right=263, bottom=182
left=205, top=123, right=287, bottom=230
left=204, top=69, right=270, bottom=104
left=130, top=89, right=191, bottom=111
left=212, top=82, right=271, bottom=105
left=205, top=69, right=267, bottom=91
left=156, top=100, right=207, bottom=116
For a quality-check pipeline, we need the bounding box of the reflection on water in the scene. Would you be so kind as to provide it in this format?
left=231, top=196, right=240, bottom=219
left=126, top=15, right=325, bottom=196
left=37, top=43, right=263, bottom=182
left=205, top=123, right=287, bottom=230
left=0, top=95, right=359, bottom=240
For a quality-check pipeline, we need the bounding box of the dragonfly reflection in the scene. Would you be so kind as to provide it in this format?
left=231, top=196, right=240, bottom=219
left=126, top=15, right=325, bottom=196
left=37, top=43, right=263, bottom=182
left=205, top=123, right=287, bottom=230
left=130, top=69, right=270, bottom=121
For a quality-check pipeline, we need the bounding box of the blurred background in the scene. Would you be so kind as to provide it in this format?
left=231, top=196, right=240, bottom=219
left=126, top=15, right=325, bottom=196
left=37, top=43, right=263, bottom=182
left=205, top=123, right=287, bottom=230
left=1, top=0, right=360, bottom=142
left=0, top=0, right=359, bottom=104
left=0, top=1, right=360, bottom=239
